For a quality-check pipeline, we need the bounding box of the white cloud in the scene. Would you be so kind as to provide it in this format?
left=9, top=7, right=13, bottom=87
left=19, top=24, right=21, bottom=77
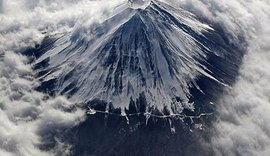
left=174, top=0, right=270, bottom=155
left=0, top=51, right=85, bottom=155
left=0, top=0, right=125, bottom=155
left=212, top=22, right=270, bottom=156
left=164, top=0, right=270, bottom=155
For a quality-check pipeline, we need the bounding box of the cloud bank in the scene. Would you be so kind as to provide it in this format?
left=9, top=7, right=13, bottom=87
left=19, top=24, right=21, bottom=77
left=210, top=2, right=270, bottom=155
left=172, top=0, right=270, bottom=155
left=1, top=0, right=270, bottom=155
left=0, top=0, right=124, bottom=155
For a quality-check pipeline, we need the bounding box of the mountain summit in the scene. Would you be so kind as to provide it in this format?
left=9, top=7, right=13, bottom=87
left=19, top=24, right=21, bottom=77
left=128, top=0, right=151, bottom=9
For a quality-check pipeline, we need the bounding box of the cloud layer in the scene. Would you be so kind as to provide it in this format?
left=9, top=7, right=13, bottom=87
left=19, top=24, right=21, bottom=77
left=0, top=0, right=124, bottom=155
left=164, top=0, right=270, bottom=155
left=171, top=0, right=270, bottom=155
left=211, top=3, right=270, bottom=155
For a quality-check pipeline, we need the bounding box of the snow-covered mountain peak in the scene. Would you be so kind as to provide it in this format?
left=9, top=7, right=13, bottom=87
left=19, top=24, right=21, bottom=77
left=31, top=0, right=243, bottom=117
left=128, top=0, right=151, bottom=9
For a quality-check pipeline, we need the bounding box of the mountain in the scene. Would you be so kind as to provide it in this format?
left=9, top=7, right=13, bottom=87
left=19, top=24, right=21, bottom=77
left=30, top=0, right=243, bottom=121
left=24, top=0, right=246, bottom=155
